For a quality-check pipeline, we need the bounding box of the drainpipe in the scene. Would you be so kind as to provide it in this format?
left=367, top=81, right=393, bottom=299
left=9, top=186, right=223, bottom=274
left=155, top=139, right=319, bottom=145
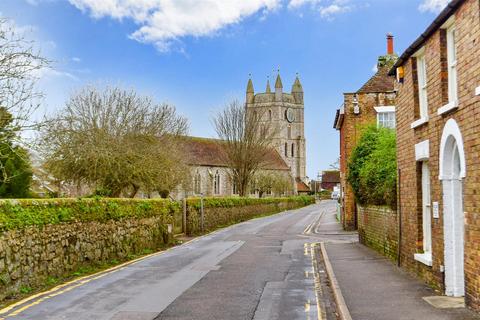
left=397, top=168, right=402, bottom=267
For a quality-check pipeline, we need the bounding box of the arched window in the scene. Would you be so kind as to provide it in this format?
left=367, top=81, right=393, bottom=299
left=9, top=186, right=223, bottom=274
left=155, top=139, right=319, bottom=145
left=285, top=142, right=288, bottom=157
left=194, top=171, right=201, bottom=194
left=291, top=143, right=295, bottom=157
left=268, top=109, right=272, bottom=120
left=232, top=177, right=238, bottom=195
left=214, top=170, right=221, bottom=195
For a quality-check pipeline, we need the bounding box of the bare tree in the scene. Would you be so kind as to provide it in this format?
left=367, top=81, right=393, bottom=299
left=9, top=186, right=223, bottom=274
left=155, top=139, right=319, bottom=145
left=255, top=171, right=293, bottom=198
left=213, top=100, right=277, bottom=197
left=0, top=18, right=48, bottom=133
left=40, top=85, right=189, bottom=197
left=0, top=18, right=48, bottom=185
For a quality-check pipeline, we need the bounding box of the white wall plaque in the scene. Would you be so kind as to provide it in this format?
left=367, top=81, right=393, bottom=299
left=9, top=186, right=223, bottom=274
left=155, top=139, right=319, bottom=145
left=432, top=202, right=439, bottom=219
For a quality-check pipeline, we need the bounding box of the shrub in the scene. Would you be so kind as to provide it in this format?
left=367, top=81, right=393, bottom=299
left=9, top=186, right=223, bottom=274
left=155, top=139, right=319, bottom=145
left=347, top=125, right=397, bottom=207
left=0, top=198, right=179, bottom=232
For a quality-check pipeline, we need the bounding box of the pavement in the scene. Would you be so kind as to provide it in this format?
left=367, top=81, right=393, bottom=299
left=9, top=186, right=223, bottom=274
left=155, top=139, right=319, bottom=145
left=315, top=204, right=480, bottom=320
left=1, top=200, right=478, bottom=320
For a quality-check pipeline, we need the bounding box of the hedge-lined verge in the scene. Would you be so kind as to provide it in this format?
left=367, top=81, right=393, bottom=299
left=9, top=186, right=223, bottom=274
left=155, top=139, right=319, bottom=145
left=185, top=196, right=314, bottom=235
left=0, top=196, right=314, bottom=302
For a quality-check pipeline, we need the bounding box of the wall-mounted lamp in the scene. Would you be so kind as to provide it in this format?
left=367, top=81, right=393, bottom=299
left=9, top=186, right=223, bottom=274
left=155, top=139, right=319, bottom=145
left=353, top=94, right=360, bottom=115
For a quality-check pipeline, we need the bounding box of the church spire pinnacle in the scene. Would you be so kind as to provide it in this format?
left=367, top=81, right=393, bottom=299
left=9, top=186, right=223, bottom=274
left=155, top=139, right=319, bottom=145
left=275, top=70, right=283, bottom=89
left=292, top=73, right=303, bottom=93
left=246, top=74, right=254, bottom=93
left=266, top=76, right=271, bottom=93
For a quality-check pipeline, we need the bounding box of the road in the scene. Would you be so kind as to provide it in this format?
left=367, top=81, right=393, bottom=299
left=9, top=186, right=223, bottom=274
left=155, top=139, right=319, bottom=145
left=0, top=200, right=356, bottom=320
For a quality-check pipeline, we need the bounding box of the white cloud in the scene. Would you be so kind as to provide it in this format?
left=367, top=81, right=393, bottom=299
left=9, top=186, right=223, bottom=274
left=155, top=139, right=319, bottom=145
left=419, top=0, right=450, bottom=13
left=72, top=57, right=81, bottom=63
left=288, top=0, right=322, bottom=9
left=288, top=0, right=352, bottom=19
left=66, top=0, right=281, bottom=52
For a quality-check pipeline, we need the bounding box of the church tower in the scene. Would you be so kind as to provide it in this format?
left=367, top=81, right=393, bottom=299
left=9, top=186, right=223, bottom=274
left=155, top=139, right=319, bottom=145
left=245, top=73, right=307, bottom=187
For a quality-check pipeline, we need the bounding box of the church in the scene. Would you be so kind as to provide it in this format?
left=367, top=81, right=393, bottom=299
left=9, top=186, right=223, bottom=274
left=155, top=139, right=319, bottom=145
left=177, top=73, right=310, bottom=198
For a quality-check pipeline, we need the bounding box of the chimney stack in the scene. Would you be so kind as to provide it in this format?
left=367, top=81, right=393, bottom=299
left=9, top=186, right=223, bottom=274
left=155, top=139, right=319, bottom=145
left=387, top=33, right=394, bottom=55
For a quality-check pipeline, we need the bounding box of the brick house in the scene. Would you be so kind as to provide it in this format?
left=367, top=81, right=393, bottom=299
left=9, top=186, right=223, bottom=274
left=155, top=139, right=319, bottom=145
left=320, top=170, right=340, bottom=191
left=333, top=35, right=397, bottom=230
left=392, top=0, right=480, bottom=309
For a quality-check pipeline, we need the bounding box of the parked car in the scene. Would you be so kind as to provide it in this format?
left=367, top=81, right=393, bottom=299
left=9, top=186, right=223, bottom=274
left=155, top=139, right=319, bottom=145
left=331, top=191, right=339, bottom=200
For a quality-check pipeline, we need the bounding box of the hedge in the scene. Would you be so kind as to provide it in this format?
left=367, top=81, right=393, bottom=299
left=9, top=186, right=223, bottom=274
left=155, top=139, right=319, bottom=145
left=0, top=196, right=315, bottom=234
left=0, top=198, right=179, bottom=232
left=185, top=195, right=315, bottom=235
left=347, top=125, right=397, bottom=207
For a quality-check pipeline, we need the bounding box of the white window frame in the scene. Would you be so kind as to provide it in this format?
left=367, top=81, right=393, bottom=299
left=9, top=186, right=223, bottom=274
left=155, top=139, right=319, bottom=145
left=414, top=161, right=433, bottom=266
left=417, top=52, right=428, bottom=119
left=439, top=18, right=459, bottom=115
left=374, top=106, right=396, bottom=129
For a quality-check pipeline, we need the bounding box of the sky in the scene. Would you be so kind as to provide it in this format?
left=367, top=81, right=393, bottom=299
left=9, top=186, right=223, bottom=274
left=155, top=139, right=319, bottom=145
left=1, top=0, right=450, bottom=179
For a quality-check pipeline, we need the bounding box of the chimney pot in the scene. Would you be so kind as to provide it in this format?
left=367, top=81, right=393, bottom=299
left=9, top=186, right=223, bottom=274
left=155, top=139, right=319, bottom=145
left=387, top=33, right=394, bottom=55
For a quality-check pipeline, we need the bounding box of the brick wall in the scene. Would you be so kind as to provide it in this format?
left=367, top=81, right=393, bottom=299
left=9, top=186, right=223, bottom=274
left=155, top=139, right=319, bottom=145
left=339, top=91, right=396, bottom=230
left=358, top=205, right=398, bottom=261
left=395, top=0, right=480, bottom=310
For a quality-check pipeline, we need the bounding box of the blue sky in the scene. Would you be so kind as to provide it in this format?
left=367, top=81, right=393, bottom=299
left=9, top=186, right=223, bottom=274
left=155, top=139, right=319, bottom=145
left=2, top=0, right=448, bottom=179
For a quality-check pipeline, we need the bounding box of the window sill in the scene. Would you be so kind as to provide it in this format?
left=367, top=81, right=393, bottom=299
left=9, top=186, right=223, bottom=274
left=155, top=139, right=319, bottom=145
left=437, top=100, right=458, bottom=115
left=414, top=252, right=432, bottom=266
left=476, top=86, right=480, bottom=96
left=411, top=117, right=429, bottom=129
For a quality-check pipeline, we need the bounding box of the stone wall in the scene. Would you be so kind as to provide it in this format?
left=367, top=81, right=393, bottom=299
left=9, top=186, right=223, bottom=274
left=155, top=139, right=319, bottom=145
left=185, top=197, right=313, bottom=235
left=358, top=205, right=398, bottom=261
left=0, top=215, right=172, bottom=301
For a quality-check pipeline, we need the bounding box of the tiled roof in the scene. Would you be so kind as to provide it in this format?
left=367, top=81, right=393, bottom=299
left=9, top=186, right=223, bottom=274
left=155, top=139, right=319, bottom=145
left=390, top=0, right=464, bottom=75
left=296, top=178, right=310, bottom=192
left=181, top=136, right=290, bottom=171
left=322, top=170, right=340, bottom=183
left=357, top=66, right=395, bottom=93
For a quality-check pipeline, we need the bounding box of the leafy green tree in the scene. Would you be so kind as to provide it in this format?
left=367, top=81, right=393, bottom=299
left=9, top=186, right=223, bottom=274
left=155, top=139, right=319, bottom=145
left=0, top=108, right=32, bottom=198
left=347, top=124, right=397, bottom=207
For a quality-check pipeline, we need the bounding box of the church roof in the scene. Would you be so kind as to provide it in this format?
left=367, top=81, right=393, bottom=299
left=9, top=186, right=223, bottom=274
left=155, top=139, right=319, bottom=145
left=356, top=65, right=395, bottom=93
left=296, top=178, right=310, bottom=193
left=181, top=136, right=290, bottom=171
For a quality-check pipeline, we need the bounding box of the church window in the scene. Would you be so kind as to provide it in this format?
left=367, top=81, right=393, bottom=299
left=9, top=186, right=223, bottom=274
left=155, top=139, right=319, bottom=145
left=291, top=143, right=295, bottom=157
left=232, top=177, right=238, bottom=195
left=285, top=143, right=288, bottom=157
left=194, top=171, right=201, bottom=194
left=268, top=109, right=272, bottom=120
left=214, top=171, right=221, bottom=195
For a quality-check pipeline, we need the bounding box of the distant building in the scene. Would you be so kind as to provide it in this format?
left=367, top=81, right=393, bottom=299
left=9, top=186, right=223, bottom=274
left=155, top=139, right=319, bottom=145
left=246, top=73, right=310, bottom=194
left=320, top=170, right=340, bottom=191
left=175, top=137, right=292, bottom=198
left=333, top=35, right=397, bottom=230
left=174, top=73, right=310, bottom=198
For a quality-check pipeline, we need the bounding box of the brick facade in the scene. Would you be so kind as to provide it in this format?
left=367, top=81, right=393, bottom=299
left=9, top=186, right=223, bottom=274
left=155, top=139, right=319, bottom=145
left=334, top=41, right=397, bottom=230
left=394, top=0, right=480, bottom=310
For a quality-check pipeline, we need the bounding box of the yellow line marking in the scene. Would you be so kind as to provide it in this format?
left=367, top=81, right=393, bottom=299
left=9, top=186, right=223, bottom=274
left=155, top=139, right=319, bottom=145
left=310, top=243, right=324, bottom=320
left=0, top=227, right=229, bottom=319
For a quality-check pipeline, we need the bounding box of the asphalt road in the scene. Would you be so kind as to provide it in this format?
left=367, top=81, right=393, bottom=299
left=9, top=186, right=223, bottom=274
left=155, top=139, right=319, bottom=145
left=1, top=200, right=355, bottom=320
